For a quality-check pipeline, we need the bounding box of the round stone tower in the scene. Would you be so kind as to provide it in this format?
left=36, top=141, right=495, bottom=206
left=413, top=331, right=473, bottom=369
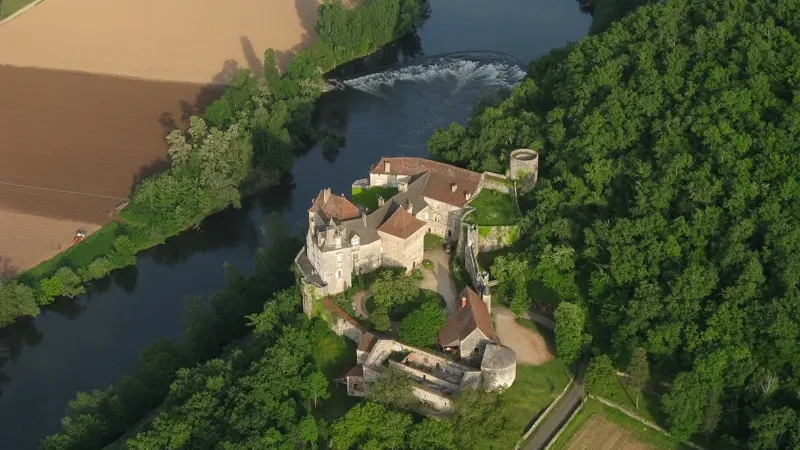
left=509, top=148, right=539, bottom=192
left=481, top=343, right=517, bottom=390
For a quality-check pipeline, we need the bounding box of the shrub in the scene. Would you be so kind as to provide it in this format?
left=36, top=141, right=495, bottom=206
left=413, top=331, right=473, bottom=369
left=38, top=276, right=64, bottom=305
left=422, top=259, right=433, bottom=270
left=55, top=267, right=85, bottom=298
left=398, top=300, right=445, bottom=347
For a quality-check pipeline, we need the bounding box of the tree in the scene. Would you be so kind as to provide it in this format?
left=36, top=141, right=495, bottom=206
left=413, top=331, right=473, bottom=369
left=408, top=418, right=456, bottom=450
left=298, top=415, right=319, bottom=448
left=330, top=402, right=413, bottom=450
left=700, top=391, right=721, bottom=443
left=626, top=347, right=649, bottom=410
left=365, top=367, right=419, bottom=411
left=55, top=267, right=85, bottom=298
left=749, top=407, right=799, bottom=450
left=584, top=354, right=617, bottom=397
left=398, top=300, right=445, bottom=347
left=490, top=254, right=530, bottom=315
left=0, top=281, right=39, bottom=326
left=302, top=371, right=330, bottom=409
left=452, top=390, right=517, bottom=450
left=370, top=270, right=420, bottom=310
left=371, top=306, right=390, bottom=332
left=553, top=302, right=588, bottom=365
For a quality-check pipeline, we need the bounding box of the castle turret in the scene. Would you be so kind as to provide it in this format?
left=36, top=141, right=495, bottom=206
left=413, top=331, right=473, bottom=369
left=509, top=148, right=539, bottom=192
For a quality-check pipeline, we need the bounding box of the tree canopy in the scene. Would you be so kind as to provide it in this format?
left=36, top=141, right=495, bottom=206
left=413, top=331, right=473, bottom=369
left=428, top=0, right=800, bottom=444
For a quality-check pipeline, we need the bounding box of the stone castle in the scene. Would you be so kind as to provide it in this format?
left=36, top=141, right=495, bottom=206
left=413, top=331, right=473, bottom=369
left=295, top=153, right=539, bottom=413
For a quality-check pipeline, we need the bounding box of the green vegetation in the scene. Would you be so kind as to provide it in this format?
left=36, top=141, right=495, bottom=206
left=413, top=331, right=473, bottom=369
left=505, top=361, right=571, bottom=432
left=601, top=378, right=666, bottom=426
left=2, top=0, right=429, bottom=329
left=351, top=186, right=398, bottom=210
left=463, top=189, right=518, bottom=226
left=553, top=302, right=589, bottom=366
left=588, top=0, right=656, bottom=35
left=423, top=233, right=443, bottom=251
left=421, top=259, right=433, bottom=270
left=0, top=0, right=34, bottom=19
left=428, top=0, right=800, bottom=444
left=550, top=399, right=690, bottom=450
left=398, top=298, right=445, bottom=347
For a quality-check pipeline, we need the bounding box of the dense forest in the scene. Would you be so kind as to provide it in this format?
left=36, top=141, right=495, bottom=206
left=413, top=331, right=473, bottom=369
left=430, top=0, right=800, bottom=446
left=0, top=0, right=430, bottom=329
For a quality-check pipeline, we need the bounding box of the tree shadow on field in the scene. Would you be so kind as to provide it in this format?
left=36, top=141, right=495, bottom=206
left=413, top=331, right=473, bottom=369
left=129, top=157, right=171, bottom=197
left=0, top=256, right=19, bottom=280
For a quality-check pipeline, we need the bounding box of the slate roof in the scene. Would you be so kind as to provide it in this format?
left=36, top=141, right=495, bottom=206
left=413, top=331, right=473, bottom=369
left=358, top=333, right=377, bottom=352
left=438, top=287, right=496, bottom=347
left=377, top=207, right=426, bottom=239
left=309, top=188, right=361, bottom=222
left=370, top=157, right=482, bottom=207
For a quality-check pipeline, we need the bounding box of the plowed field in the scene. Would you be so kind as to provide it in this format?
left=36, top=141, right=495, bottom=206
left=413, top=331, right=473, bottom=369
left=0, top=66, right=221, bottom=271
left=0, top=210, right=101, bottom=278
left=564, top=415, right=654, bottom=450
left=0, top=0, right=323, bottom=84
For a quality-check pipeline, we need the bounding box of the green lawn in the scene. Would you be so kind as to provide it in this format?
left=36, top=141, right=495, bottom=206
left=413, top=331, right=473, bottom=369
left=351, top=186, right=398, bottom=211
left=550, top=398, right=691, bottom=450
left=0, top=0, right=37, bottom=19
left=504, top=360, right=572, bottom=435
left=602, top=378, right=667, bottom=427
left=464, top=189, right=519, bottom=226
left=423, top=233, right=443, bottom=251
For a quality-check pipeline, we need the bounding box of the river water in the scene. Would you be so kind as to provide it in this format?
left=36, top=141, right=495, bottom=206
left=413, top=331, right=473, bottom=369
left=0, top=1, right=590, bottom=447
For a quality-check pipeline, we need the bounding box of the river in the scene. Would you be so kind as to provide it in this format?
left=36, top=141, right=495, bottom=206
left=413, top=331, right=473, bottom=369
left=0, top=1, right=590, bottom=447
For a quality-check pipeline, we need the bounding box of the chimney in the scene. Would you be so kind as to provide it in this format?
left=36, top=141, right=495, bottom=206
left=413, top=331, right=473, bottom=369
left=465, top=191, right=472, bottom=201
left=406, top=201, right=413, bottom=215
left=322, top=188, right=331, bottom=204
left=385, top=161, right=391, bottom=173
left=377, top=195, right=385, bottom=207
left=451, top=183, right=458, bottom=192
left=399, top=181, right=407, bottom=193
left=461, top=297, right=467, bottom=308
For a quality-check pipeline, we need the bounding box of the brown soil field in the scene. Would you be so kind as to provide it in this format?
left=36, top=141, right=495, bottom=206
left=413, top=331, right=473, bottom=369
left=0, top=0, right=323, bottom=84
left=0, top=65, right=221, bottom=271
left=565, top=415, right=654, bottom=450
left=0, top=210, right=101, bottom=279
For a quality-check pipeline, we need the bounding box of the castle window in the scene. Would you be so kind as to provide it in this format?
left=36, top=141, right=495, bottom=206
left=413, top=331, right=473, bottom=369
left=351, top=235, right=360, bottom=246
left=336, top=270, right=342, bottom=279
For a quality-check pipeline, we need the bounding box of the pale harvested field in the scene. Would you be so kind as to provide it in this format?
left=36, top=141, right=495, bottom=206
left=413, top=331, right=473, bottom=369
left=0, top=209, right=101, bottom=279
left=0, top=0, right=324, bottom=84
left=565, top=415, right=654, bottom=450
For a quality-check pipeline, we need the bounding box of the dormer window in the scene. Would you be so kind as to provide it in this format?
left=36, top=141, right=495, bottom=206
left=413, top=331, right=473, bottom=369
left=351, top=235, right=360, bottom=246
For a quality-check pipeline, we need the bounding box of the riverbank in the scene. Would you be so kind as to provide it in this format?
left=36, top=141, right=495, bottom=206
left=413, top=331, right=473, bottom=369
left=0, top=0, right=431, bottom=329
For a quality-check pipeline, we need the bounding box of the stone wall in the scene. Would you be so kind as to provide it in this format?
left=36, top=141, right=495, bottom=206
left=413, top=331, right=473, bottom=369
left=412, top=385, right=453, bottom=412
left=477, top=225, right=519, bottom=252
left=322, top=298, right=367, bottom=344
left=481, top=172, right=514, bottom=194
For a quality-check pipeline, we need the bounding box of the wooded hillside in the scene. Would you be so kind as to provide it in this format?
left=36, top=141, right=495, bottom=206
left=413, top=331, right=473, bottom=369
left=429, top=0, right=800, bottom=445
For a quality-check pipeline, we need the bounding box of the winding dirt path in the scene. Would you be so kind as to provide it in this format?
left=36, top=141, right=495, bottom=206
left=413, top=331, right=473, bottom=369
left=493, top=306, right=553, bottom=365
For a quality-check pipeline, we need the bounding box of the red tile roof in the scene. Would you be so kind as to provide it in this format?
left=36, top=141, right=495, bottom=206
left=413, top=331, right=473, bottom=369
left=377, top=207, right=426, bottom=239
left=438, top=287, right=496, bottom=347
left=370, top=157, right=482, bottom=207
left=309, top=188, right=361, bottom=222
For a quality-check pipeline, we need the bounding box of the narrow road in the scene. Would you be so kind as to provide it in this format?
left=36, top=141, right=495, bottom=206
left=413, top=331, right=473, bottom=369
left=524, top=377, right=585, bottom=450
left=506, top=306, right=588, bottom=450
